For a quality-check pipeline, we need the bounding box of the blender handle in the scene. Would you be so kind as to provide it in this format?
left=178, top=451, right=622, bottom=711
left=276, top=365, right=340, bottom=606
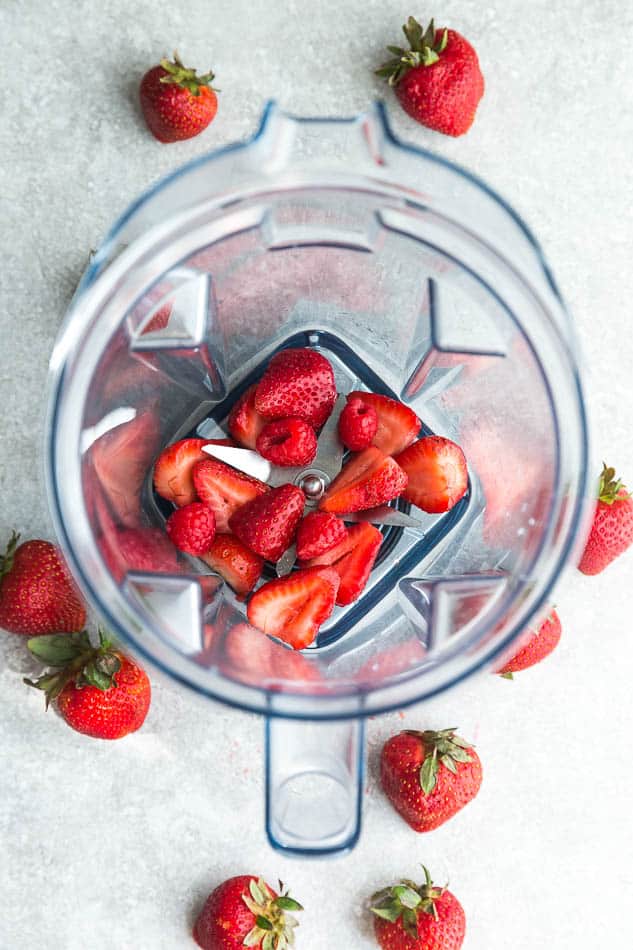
left=264, top=717, right=365, bottom=856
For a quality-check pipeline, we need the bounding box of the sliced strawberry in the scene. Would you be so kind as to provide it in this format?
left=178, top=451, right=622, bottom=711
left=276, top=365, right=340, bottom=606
left=247, top=566, right=340, bottom=649
left=199, top=533, right=263, bottom=598
left=302, top=522, right=382, bottom=605
left=395, top=435, right=468, bottom=513
left=319, top=446, right=408, bottom=513
left=100, top=526, right=180, bottom=582
left=255, top=348, right=337, bottom=429
left=347, top=391, right=420, bottom=456
left=91, top=408, right=161, bottom=527
left=295, top=511, right=347, bottom=561
left=228, top=384, right=267, bottom=449
left=229, top=484, right=305, bottom=562
left=193, top=458, right=269, bottom=533
left=153, top=437, right=234, bottom=507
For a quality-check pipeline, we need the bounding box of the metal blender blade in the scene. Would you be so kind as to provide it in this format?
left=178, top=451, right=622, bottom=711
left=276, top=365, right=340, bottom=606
left=201, top=443, right=272, bottom=481
left=343, top=505, right=426, bottom=533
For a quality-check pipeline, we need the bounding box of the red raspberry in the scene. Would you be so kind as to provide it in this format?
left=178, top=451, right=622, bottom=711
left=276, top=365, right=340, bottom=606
left=296, top=511, right=347, bottom=561
left=166, top=502, right=216, bottom=555
left=256, top=418, right=317, bottom=467
left=338, top=397, right=378, bottom=451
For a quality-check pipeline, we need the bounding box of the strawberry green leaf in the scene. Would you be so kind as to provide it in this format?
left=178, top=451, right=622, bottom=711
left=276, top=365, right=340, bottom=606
left=441, top=754, right=458, bottom=774
left=402, top=907, right=419, bottom=938
left=274, top=896, right=303, bottom=912
left=500, top=671, right=514, bottom=680
left=249, top=880, right=265, bottom=904
left=256, top=916, right=273, bottom=931
left=82, top=661, right=113, bottom=691
left=371, top=902, right=402, bottom=923
left=243, top=927, right=263, bottom=947
left=393, top=885, right=421, bottom=909
left=420, top=751, right=438, bottom=794
left=27, top=632, right=89, bottom=666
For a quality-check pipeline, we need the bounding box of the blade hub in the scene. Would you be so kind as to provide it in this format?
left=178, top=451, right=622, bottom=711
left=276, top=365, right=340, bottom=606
left=297, top=469, right=329, bottom=502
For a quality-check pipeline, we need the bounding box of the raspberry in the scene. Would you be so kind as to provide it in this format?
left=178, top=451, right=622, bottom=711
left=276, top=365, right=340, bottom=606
left=296, top=511, right=347, bottom=561
left=338, top=397, right=378, bottom=451
left=166, top=502, right=216, bottom=555
left=256, top=418, right=318, bottom=467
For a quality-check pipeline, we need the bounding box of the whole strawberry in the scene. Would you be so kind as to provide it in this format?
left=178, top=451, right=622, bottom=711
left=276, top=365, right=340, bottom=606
left=377, top=16, right=484, bottom=136
left=578, top=464, right=633, bottom=575
left=0, top=533, right=86, bottom=636
left=25, top=630, right=150, bottom=740
left=497, top=609, right=562, bottom=678
left=381, top=727, right=481, bottom=832
left=140, top=52, right=218, bottom=143
left=193, top=875, right=302, bottom=950
left=371, top=866, right=465, bottom=949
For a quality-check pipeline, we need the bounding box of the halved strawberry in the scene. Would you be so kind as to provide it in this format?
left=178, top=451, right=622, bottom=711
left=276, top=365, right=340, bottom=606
left=199, top=533, right=263, bottom=598
left=193, top=458, right=269, bottom=532
left=228, top=384, right=267, bottom=449
left=395, top=435, right=468, bottom=513
left=247, top=566, right=340, bottom=649
left=301, top=522, right=382, bottom=605
left=229, top=484, right=305, bottom=562
left=153, top=437, right=234, bottom=507
left=319, top=446, right=408, bottom=513
left=255, top=348, right=337, bottom=429
left=92, top=408, right=161, bottom=527
left=347, top=391, right=420, bottom=456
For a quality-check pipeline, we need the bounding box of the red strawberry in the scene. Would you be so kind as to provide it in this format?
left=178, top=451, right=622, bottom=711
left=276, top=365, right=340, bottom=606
left=295, top=511, right=347, bottom=561
left=347, top=391, right=420, bottom=456
left=381, top=728, right=482, bottom=832
left=255, top=348, right=337, bottom=429
left=139, top=53, right=218, bottom=143
left=100, top=526, right=180, bottom=581
left=25, top=631, right=150, bottom=740
left=199, top=534, right=263, bottom=598
left=218, top=621, right=321, bottom=686
left=395, top=436, right=467, bottom=513
left=91, top=408, right=161, bottom=527
left=578, top=464, right=633, bottom=575
left=193, top=875, right=302, bottom=950
left=0, top=534, right=86, bottom=636
left=228, top=384, right=267, bottom=449
left=497, top=609, right=562, bottom=678
left=193, top=458, right=269, bottom=533
left=153, top=437, right=234, bottom=507
left=256, top=417, right=318, bottom=467
left=247, top=566, right=340, bottom=649
left=371, top=867, right=466, bottom=950
left=166, top=502, right=216, bottom=555
left=338, top=396, right=378, bottom=451
left=302, top=522, right=382, bottom=605
left=320, top=446, right=407, bottom=513
left=377, top=16, right=484, bottom=137
left=229, top=484, right=305, bottom=562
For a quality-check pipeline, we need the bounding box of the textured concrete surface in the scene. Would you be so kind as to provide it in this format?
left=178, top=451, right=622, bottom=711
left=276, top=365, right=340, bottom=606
left=1, top=1, right=632, bottom=947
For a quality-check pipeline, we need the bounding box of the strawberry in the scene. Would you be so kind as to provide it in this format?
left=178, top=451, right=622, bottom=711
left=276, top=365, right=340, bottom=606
left=25, top=630, right=150, bottom=740
left=199, top=534, right=263, bottom=598
left=217, top=621, right=321, bottom=686
left=193, top=875, right=302, bottom=950
left=255, top=348, right=337, bottom=429
left=228, top=384, right=267, bottom=449
left=395, top=436, right=468, bottom=513
left=91, top=408, right=161, bottom=527
left=319, top=446, right=407, bottom=513
left=229, top=484, right=305, bottom=562
left=377, top=16, right=484, bottom=137
left=338, top=396, right=378, bottom=451
left=347, top=391, right=420, bottom=456
left=381, top=728, right=482, bottom=832
left=100, top=526, right=180, bottom=581
left=302, top=522, right=382, bottom=605
left=153, top=437, right=234, bottom=508
left=497, top=609, right=562, bottom=678
left=166, top=502, right=216, bottom=555
left=0, top=533, right=86, bottom=636
left=139, top=52, right=218, bottom=143
left=247, top=566, right=340, bottom=649
left=371, top=866, right=466, bottom=950
left=193, top=458, right=269, bottom=533
left=295, top=511, right=347, bottom=561
left=578, top=464, right=633, bottom=575
left=256, top=417, right=318, bottom=467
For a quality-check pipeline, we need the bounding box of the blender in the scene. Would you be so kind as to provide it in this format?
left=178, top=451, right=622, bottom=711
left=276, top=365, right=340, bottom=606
left=46, top=103, right=590, bottom=856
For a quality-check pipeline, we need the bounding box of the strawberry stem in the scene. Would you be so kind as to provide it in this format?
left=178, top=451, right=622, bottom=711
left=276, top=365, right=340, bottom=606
left=159, top=51, right=219, bottom=95
left=0, top=530, right=20, bottom=580
left=598, top=463, right=630, bottom=505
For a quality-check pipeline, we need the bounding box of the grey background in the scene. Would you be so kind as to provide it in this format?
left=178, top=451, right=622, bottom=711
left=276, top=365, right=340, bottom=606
left=1, top=1, right=632, bottom=947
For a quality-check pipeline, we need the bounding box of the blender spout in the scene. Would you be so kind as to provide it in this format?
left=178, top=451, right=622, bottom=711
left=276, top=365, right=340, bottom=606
left=265, top=716, right=365, bottom=856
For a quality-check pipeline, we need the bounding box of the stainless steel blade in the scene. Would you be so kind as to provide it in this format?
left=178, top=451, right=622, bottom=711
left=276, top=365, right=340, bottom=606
left=276, top=543, right=297, bottom=577
left=201, top=444, right=272, bottom=482
left=312, top=394, right=346, bottom=479
left=343, top=505, right=426, bottom=531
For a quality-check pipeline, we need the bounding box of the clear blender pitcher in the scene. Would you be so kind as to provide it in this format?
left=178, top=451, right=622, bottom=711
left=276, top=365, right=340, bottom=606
left=47, top=103, right=590, bottom=856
